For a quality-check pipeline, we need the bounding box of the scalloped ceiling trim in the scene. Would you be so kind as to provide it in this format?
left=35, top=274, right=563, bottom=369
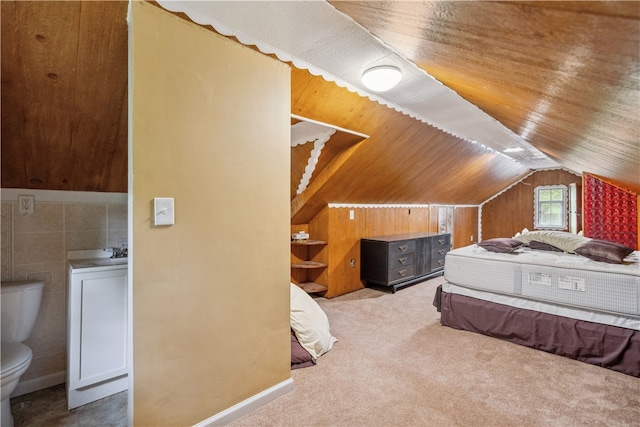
left=328, top=203, right=432, bottom=209
left=297, top=137, right=329, bottom=195
left=328, top=203, right=480, bottom=209
left=291, top=114, right=369, bottom=139
left=291, top=122, right=336, bottom=148
left=156, top=1, right=558, bottom=170
left=480, top=167, right=582, bottom=206
left=293, top=123, right=335, bottom=195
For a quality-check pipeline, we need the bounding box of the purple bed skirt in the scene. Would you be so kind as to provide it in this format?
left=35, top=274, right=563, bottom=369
left=435, top=287, right=640, bottom=377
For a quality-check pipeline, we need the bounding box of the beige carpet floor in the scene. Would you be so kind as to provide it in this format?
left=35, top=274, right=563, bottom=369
left=230, top=276, right=640, bottom=427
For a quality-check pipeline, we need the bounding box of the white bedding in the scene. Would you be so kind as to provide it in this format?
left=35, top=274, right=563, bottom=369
left=444, top=244, right=640, bottom=318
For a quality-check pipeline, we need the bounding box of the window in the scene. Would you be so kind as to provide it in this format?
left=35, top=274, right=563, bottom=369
left=534, top=185, right=567, bottom=229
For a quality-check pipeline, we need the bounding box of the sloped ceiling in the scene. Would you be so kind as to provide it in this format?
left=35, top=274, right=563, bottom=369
left=1, top=1, right=638, bottom=224
left=330, top=1, right=640, bottom=194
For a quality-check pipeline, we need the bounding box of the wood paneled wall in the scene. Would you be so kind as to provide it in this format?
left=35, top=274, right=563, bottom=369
left=453, top=206, right=479, bottom=248
left=293, top=205, right=478, bottom=298
left=481, top=169, right=582, bottom=240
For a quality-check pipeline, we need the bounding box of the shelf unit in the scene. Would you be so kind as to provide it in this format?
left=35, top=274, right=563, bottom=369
left=291, top=240, right=328, bottom=294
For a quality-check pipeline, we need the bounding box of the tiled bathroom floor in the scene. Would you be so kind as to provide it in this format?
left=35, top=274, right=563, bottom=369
left=10, top=384, right=127, bottom=427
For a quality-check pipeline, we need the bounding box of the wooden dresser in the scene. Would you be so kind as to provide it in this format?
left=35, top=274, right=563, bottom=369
left=360, top=232, right=450, bottom=293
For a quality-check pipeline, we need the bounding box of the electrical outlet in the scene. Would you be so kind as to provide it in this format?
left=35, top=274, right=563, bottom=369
left=18, top=195, right=34, bottom=214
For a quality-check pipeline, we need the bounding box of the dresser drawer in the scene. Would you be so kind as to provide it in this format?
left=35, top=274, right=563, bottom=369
left=432, top=235, right=450, bottom=248
left=433, top=246, right=448, bottom=257
left=388, top=265, right=415, bottom=284
left=430, top=256, right=446, bottom=271
left=389, top=253, right=414, bottom=269
left=430, top=236, right=449, bottom=270
left=389, top=240, right=415, bottom=256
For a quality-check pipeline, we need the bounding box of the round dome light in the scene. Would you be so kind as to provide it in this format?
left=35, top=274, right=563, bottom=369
left=361, top=65, right=402, bottom=92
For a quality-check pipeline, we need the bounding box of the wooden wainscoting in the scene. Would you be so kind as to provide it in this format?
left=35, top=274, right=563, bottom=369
left=292, top=205, right=478, bottom=298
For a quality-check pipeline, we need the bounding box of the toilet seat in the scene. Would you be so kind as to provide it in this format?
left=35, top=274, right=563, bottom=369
left=1, top=343, right=32, bottom=379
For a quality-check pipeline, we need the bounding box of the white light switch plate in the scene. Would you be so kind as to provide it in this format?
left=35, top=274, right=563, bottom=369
left=154, top=198, right=175, bottom=226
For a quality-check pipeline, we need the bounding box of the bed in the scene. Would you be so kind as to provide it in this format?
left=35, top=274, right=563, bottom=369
left=433, top=231, right=640, bottom=377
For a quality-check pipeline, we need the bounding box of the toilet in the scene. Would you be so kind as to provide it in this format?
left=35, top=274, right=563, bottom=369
left=1, top=280, right=44, bottom=427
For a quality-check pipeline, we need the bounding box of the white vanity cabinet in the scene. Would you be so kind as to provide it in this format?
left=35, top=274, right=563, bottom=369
left=67, top=259, right=128, bottom=409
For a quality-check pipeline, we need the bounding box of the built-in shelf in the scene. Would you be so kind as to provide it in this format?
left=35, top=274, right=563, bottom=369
left=291, top=239, right=328, bottom=294
left=291, top=239, right=327, bottom=246
left=298, top=282, right=328, bottom=294
left=291, top=260, right=327, bottom=269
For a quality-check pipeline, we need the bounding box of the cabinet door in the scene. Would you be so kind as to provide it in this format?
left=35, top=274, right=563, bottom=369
left=73, top=271, right=128, bottom=388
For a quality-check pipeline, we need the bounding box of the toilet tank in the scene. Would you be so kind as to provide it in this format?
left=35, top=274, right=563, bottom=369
left=1, top=281, right=45, bottom=344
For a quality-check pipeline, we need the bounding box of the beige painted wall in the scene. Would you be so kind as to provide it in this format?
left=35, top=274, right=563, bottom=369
left=130, top=3, right=291, bottom=425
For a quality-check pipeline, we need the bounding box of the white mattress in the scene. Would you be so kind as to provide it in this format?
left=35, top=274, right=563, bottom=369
left=444, top=245, right=640, bottom=318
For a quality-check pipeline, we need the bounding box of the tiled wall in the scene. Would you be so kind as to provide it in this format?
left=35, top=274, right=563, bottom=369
left=0, top=189, right=127, bottom=395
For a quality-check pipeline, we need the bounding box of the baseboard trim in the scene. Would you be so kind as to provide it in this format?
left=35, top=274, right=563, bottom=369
left=12, top=371, right=65, bottom=397
left=193, top=378, right=294, bottom=427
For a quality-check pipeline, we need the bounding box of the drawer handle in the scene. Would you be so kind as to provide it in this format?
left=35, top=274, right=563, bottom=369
left=398, top=245, right=408, bottom=252
left=437, top=259, right=444, bottom=266
left=438, top=239, right=445, bottom=245
left=398, top=269, right=407, bottom=277
left=438, top=249, right=445, bottom=255
left=398, top=257, right=407, bottom=265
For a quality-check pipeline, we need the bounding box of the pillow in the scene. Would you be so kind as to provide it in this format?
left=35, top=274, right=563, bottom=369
left=477, top=238, right=524, bottom=253
left=290, top=283, right=337, bottom=359
left=575, top=239, right=635, bottom=264
left=513, top=228, right=529, bottom=238
left=291, top=330, right=315, bottom=369
left=514, top=230, right=591, bottom=254
left=528, top=240, right=563, bottom=252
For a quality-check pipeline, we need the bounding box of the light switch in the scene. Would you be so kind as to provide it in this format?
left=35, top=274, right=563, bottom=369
left=154, top=198, right=175, bottom=226
left=349, top=210, right=355, bottom=220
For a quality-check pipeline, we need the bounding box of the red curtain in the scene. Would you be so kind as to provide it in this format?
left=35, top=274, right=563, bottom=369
left=583, top=173, right=638, bottom=249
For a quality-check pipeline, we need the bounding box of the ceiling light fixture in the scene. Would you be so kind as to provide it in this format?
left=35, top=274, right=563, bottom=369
left=503, top=147, right=524, bottom=153
left=361, top=65, right=402, bottom=92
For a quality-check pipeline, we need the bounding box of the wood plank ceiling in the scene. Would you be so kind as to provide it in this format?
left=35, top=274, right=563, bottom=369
left=330, top=1, right=640, bottom=193
left=1, top=1, right=128, bottom=192
left=2, top=1, right=638, bottom=223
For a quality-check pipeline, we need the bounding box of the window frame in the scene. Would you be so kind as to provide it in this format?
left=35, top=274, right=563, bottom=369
left=534, top=185, right=568, bottom=230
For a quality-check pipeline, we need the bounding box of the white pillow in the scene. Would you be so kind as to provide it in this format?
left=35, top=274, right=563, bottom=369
left=290, top=283, right=337, bottom=359
left=513, top=227, right=529, bottom=238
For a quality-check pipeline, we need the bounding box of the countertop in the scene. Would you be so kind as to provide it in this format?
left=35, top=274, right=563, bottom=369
left=68, top=257, right=128, bottom=272
left=68, top=249, right=128, bottom=272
